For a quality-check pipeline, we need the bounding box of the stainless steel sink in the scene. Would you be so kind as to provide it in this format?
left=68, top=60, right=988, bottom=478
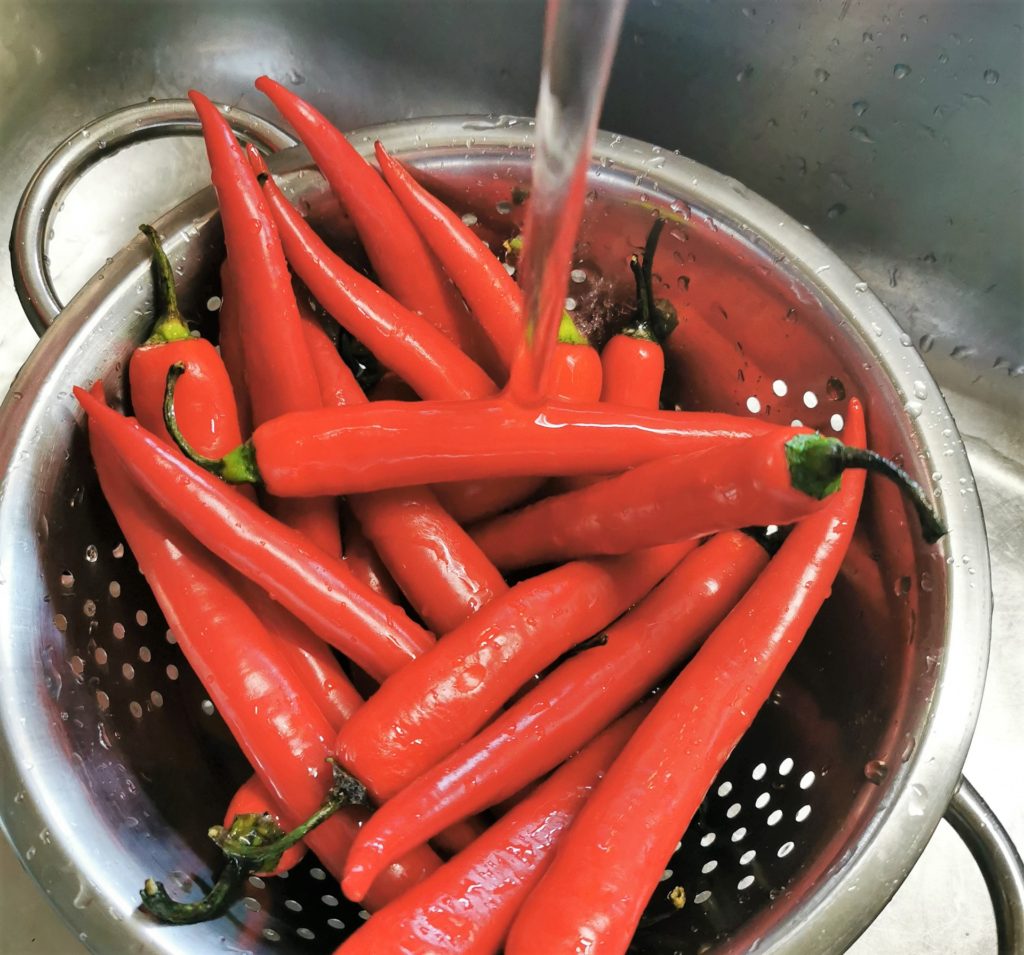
left=1, top=2, right=1020, bottom=952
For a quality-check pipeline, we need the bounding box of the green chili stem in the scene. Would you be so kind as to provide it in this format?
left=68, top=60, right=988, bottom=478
left=140, top=762, right=366, bottom=925
left=785, top=434, right=947, bottom=544
left=163, top=363, right=260, bottom=485
left=140, top=225, right=191, bottom=345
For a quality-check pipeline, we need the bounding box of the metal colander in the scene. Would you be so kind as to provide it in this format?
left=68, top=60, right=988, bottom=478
left=1, top=103, right=1021, bottom=955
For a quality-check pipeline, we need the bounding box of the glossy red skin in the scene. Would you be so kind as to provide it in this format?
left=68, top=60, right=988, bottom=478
left=259, top=171, right=495, bottom=403
left=550, top=343, right=603, bottom=403
left=472, top=428, right=823, bottom=570
left=190, top=90, right=340, bottom=557
left=250, top=398, right=777, bottom=497
left=334, top=542, right=691, bottom=824
left=344, top=532, right=767, bottom=890
left=505, top=400, right=868, bottom=955
left=217, top=260, right=252, bottom=437
left=255, top=77, right=468, bottom=345
left=87, top=409, right=438, bottom=909
left=341, top=508, right=403, bottom=603
left=375, top=141, right=524, bottom=371
left=300, top=314, right=510, bottom=635
left=74, top=389, right=434, bottom=682
left=129, top=338, right=240, bottom=456
left=129, top=335, right=362, bottom=730
left=600, top=334, right=664, bottom=408
left=335, top=707, right=649, bottom=954
left=226, top=776, right=307, bottom=875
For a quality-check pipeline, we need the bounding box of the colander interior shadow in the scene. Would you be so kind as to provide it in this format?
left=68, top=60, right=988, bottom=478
left=0, top=125, right=981, bottom=955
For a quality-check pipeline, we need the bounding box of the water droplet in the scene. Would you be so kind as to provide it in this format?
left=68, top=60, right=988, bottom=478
left=736, top=64, right=755, bottom=83
left=913, top=380, right=928, bottom=400
left=850, top=125, right=875, bottom=144
left=899, top=332, right=913, bottom=347
left=908, top=782, right=928, bottom=816
left=864, top=759, right=889, bottom=784
left=814, top=68, right=831, bottom=83
left=853, top=281, right=868, bottom=292
left=827, top=203, right=847, bottom=219
left=901, top=734, right=918, bottom=762
left=904, top=400, right=923, bottom=419
left=983, top=69, right=999, bottom=85
left=852, top=100, right=870, bottom=116
left=893, top=63, right=912, bottom=79
left=920, top=570, right=934, bottom=593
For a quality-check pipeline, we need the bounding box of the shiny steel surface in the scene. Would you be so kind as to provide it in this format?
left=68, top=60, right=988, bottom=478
left=0, top=2, right=1020, bottom=952
left=0, top=113, right=1004, bottom=954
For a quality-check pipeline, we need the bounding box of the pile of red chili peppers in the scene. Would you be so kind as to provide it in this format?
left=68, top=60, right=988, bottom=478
left=74, top=81, right=946, bottom=954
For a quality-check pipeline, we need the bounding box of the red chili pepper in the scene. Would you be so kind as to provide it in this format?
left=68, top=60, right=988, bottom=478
left=225, top=776, right=307, bottom=875
left=334, top=542, right=691, bottom=833
left=190, top=89, right=340, bottom=558
left=128, top=228, right=362, bottom=731
left=374, top=141, right=524, bottom=371
left=299, top=308, right=509, bottom=634
left=340, top=507, right=403, bottom=603
left=504, top=401, right=869, bottom=955
left=343, top=532, right=767, bottom=893
left=600, top=332, right=664, bottom=408
left=335, top=705, right=650, bottom=955
left=549, top=341, right=603, bottom=403
left=472, top=422, right=947, bottom=568
left=253, top=153, right=495, bottom=402
left=254, top=76, right=469, bottom=345
left=183, top=396, right=776, bottom=497
left=431, top=475, right=544, bottom=526
left=216, top=259, right=252, bottom=437
left=74, top=387, right=434, bottom=682
left=86, top=395, right=437, bottom=910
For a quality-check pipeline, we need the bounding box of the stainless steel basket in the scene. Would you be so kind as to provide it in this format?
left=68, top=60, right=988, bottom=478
left=1, top=102, right=1021, bottom=955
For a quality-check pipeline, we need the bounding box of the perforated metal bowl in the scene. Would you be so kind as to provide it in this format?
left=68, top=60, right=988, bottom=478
left=1, top=105, right=1021, bottom=955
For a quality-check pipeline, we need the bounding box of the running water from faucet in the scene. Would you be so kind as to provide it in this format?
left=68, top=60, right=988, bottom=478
left=508, top=0, right=627, bottom=405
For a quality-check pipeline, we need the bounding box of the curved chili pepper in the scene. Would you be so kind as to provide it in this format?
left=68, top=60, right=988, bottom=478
left=549, top=341, right=603, bottom=403
left=469, top=423, right=947, bottom=569
left=86, top=398, right=438, bottom=913
left=334, top=542, right=691, bottom=824
left=74, top=387, right=434, bottom=681
left=504, top=401, right=870, bottom=955
left=177, top=396, right=779, bottom=497
left=254, top=76, right=469, bottom=345
left=431, top=475, right=544, bottom=526
left=253, top=155, right=495, bottom=402
left=299, top=308, right=509, bottom=634
left=216, top=259, right=252, bottom=438
left=336, top=706, right=649, bottom=954
left=374, top=141, right=524, bottom=371
left=340, top=507, right=403, bottom=603
left=190, top=89, right=340, bottom=558
left=225, top=776, right=307, bottom=875
left=128, top=228, right=363, bottom=732
left=343, top=532, right=767, bottom=893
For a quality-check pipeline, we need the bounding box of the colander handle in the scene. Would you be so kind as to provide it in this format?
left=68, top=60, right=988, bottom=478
left=946, top=776, right=1024, bottom=954
left=9, top=98, right=297, bottom=336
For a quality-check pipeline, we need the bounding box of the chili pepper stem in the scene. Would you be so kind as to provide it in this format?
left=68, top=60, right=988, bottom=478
left=622, top=217, right=677, bottom=343
left=140, top=761, right=367, bottom=925
left=785, top=433, right=947, bottom=543
left=139, top=225, right=191, bottom=345
left=163, top=363, right=260, bottom=484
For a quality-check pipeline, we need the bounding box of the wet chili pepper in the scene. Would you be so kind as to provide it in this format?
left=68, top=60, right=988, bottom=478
left=252, top=152, right=495, bottom=402
left=343, top=532, right=766, bottom=893
left=374, top=140, right=524, bottom=371
left=336, top=707, right=649, bottom=953
left=471, top=424, right=945, bottom=568
left=87, top=390, right=437, bottom=916
left=190, top=89, right=340, bottom=557
left=75, top=387, right=434, bottom=682
left=333, top=542, right=691, bottom=824
left=504, top=400, right=870, bottom=955
left=167, top=392, right=778, bottom=497
left=254, top=76, right=470, bottom=345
